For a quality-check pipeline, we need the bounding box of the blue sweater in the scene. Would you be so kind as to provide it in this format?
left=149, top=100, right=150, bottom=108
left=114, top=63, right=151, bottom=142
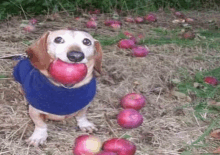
left=13, top=58, right=96, bottom=115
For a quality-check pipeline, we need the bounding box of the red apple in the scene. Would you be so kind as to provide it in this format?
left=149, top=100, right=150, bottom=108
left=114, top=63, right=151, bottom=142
left=73, top=135, right=102, bottom=155
left=104, top=20, right=114, bottom=26
left=48, top=59, right=87, bottom=85
left=118, top=39, right=135, bottom=49
left=117, top=109, right=143, bottom=129
left=144, top=13, right=157, bottom=22
left=104, top=20, right=122, bottom=26
left=96, top=151, right=117, bottom=155
left=132, top=46, right=149, bottom=57
left=102, top=138, right=136, bottom=155
left=110, top=23, right=121, bottom=29
left=174, top=11, right=185, bottom=19
left=135, top=17, right=144, bottom=23
left=86, top=20, right=97, bottom=28
left=204, top=76, right=218, bottom=86
left=120, top=93, right=146, bottom=110
left=124, top=17, right=134, bottom=23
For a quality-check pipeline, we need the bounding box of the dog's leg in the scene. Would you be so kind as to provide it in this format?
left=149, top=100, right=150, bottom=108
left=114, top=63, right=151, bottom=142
left=26, top=105, right=48, bottom=146
left=75, top=105, right=97, bottom=133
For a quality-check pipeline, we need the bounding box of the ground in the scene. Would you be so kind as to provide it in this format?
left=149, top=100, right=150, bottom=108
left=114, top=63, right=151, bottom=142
left=0, top=10, right=220, bottom=155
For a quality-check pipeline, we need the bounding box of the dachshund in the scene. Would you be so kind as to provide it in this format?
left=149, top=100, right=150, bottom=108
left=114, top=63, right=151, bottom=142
left=13, top=30, right=103, bottom=146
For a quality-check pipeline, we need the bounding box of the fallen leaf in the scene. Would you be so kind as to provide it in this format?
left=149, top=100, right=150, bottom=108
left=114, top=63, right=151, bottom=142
left=172, top=19, right=185, bottom=24
left=171, top=90, right=192, bottom=102
left=193, top=82, right=200, bottom=88
left=19, top=23, right=28, bottom=28
left=133, top=81, right=140, bottom=85
left=185, top=18, right=194, bottom=23
left=207, top=99, right=216, bottom=105
left=210, top=129, right=220, bottom=139
left=172, top=78, right=181, bottom=84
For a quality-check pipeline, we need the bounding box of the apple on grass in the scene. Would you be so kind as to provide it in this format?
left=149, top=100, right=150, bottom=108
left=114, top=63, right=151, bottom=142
left=124, top=17, right=134, bottom=23
left=48, top=59, right=87, bottom=85
left=132, top=46, right=149, bottom=57
left=135, top=17, right=144, bottom=23
left=117, top=109, right=143, bottom=129
left=204, top=76, right=218, bottom=86
left=110, top=23, right=121, bottom=30
left=174, top=11, right=185, bottom=19
left=104, top=20, right=122, bottom=26
left=73, top=135, right=102, bottom=155
left=118, top=39, right=135, bottom=49
left=86, top=20, right=97, bottom=28
left=120, top=93, right=146, bottom=110
left=144, top=13, right=157, bottom=22
left=102, top=138, right=136, bottom=155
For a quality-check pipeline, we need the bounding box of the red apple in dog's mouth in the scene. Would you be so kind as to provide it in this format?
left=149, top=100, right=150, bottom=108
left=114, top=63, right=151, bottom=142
left=48, top=59, right=87, bottom=85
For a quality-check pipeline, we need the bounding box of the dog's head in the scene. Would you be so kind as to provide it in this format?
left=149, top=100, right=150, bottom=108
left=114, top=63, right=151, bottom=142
left=26, top=30, right=103, bottom=74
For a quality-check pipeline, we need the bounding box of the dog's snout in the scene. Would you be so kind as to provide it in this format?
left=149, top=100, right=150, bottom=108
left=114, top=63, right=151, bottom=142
left=67, top=51, right=85, bottom=62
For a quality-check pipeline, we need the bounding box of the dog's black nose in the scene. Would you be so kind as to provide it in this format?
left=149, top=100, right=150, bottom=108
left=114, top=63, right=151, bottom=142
left=67, top=51, right=85, bottom=62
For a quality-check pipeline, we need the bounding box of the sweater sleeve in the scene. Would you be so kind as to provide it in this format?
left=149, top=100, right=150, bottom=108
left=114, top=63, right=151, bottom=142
left=13, top=58, right=34, bottom=84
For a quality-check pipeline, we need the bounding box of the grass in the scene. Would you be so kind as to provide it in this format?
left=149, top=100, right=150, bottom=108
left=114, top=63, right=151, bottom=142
left=93, top=33, right=126, bottom=46
left=0, top=75, right=7, bottom=78
left=181, top=118, right=220, bottom=154
left=139, top=28, right=220, bottom=50
left=94, top=28, right=220, bottom=52
left=177, top=67, right=220, bottom=100
left=174, top=62, right=220, bottom=153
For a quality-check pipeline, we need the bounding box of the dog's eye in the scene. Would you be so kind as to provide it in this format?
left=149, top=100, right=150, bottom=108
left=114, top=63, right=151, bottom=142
left=54, top=37, right=65, bottom=44
left=83, top=38, right=91, bottom=46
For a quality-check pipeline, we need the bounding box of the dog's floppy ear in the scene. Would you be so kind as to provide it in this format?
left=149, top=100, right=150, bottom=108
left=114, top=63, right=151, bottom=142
left=26, top=31, right=52, bottom=70
left=94, top=41, right=103, bottom=74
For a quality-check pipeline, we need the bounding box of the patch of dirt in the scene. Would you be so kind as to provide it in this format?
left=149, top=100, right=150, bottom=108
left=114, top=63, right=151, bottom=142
left=0, top=10, right=219, bottom=155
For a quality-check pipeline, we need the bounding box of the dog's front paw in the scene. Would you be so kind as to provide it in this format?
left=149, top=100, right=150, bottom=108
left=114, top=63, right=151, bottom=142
left=26, top=127, right=48, bottom=147
left=77, top=118, right=97, bottom=133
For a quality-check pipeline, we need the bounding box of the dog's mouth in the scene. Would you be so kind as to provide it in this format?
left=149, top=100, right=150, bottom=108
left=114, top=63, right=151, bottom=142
left=48, top=59, right=88, bottom=85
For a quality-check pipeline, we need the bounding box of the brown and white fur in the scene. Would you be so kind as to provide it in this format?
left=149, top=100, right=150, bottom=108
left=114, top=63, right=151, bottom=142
left=21, top=30, right=103, bottom=146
